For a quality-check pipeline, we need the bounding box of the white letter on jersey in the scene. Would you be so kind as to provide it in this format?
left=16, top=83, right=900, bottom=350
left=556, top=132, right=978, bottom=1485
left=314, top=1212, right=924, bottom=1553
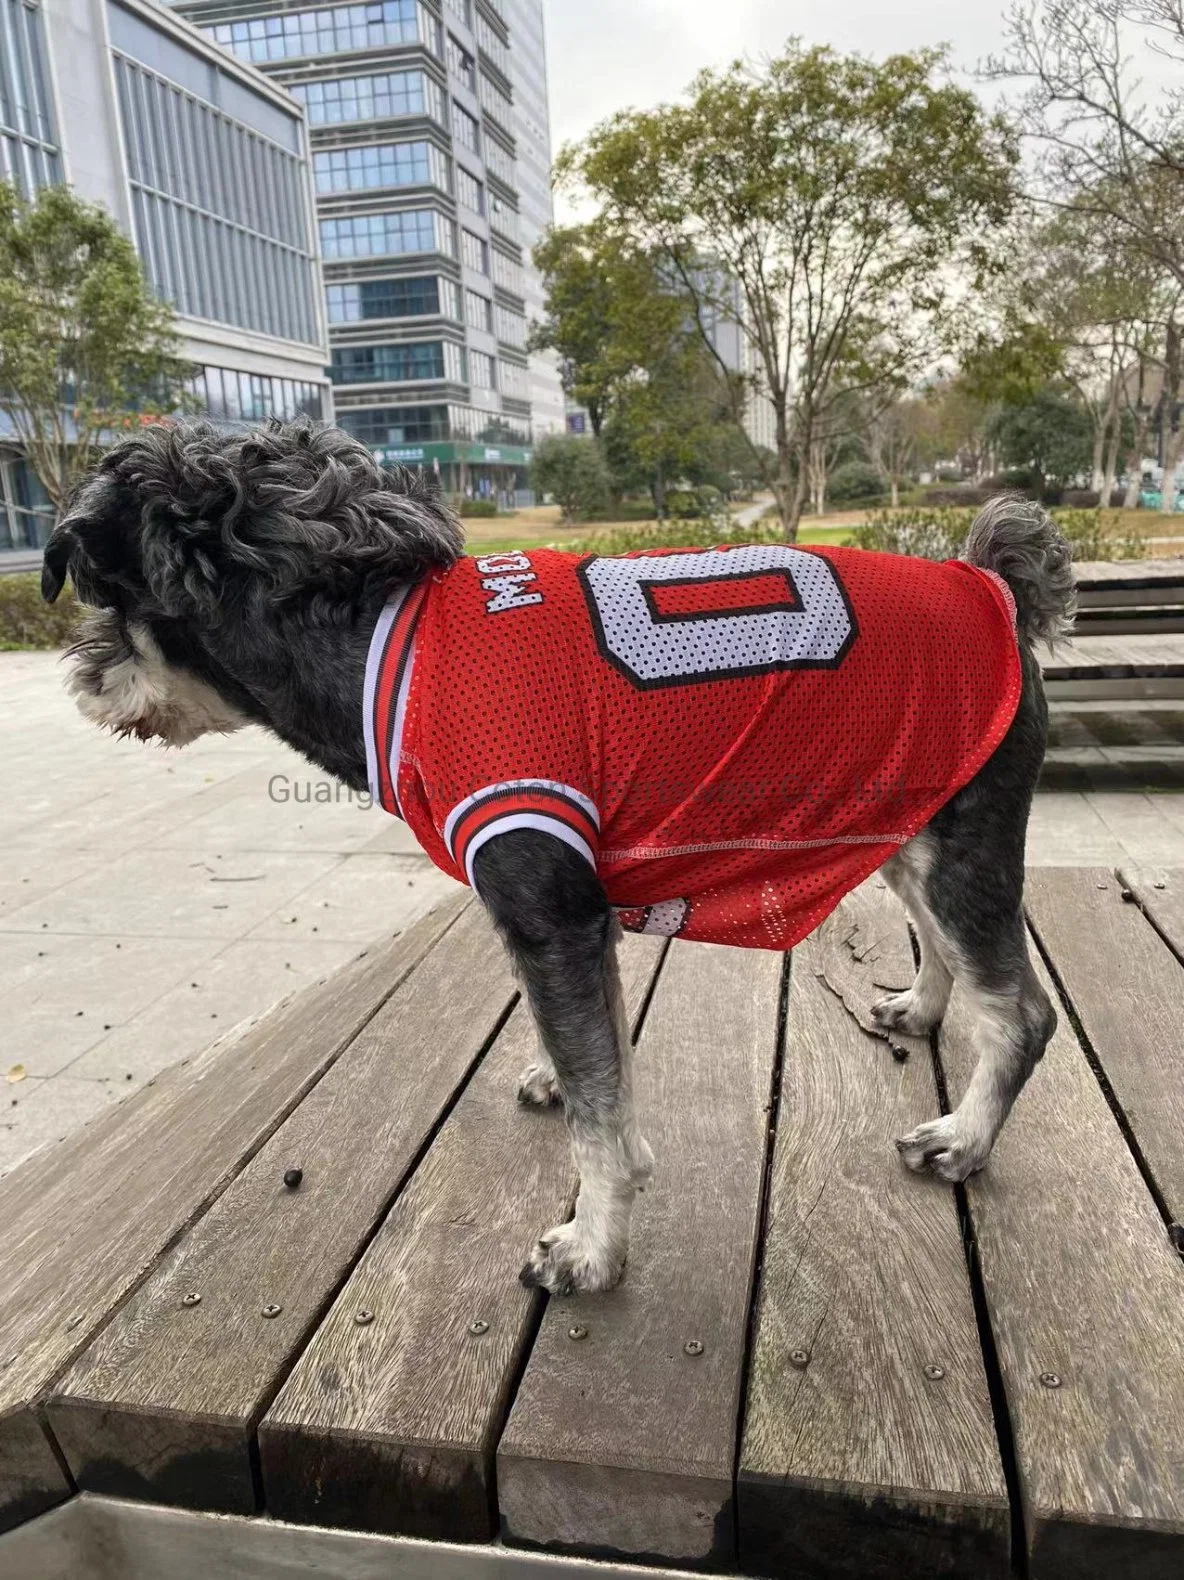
left=580, top=545, right=854, bottom=687
left=483, top=573, right=543, bottom=614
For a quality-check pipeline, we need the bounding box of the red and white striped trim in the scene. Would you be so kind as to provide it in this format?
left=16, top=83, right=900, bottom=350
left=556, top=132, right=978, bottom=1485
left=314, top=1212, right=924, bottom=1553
left=364, top=582, right=425, bottom=818
left=443, top=779, right=600, bottom=888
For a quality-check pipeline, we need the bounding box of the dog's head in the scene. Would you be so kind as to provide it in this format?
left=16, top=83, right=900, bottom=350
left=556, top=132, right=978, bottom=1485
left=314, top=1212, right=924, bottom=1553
left=43, top=420, right=462, bottom=746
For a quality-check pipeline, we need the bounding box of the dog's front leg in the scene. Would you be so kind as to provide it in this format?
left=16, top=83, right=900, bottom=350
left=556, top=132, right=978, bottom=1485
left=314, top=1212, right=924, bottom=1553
left=473, top=829, right=650, bottom=1295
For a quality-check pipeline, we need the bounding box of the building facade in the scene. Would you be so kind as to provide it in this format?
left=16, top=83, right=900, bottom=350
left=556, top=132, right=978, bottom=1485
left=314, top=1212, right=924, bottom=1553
left=0, top=0, right=330, bottom=553
left=174, top=0, right=560, bottom=499
left=500, top=0, right=563, bottom=441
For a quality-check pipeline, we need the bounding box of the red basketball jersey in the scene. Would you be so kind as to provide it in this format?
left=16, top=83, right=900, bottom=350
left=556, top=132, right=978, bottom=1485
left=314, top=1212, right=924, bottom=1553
left=363, top=543, right=1021, bottom=950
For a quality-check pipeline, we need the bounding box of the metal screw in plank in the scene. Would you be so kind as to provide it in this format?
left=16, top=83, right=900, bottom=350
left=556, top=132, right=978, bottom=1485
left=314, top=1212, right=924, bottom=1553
left=1169, top=1222, right=1184, bottom=1255
left=282, top=1168, right=303, bottom=1189
left=683, top=1339, right=704, bottom=1357
left=1120, top=888, right=1134, bottom=902
left=567, top=1325, right=588, bottom=1342
left=181, top=1293, right=201, bottom=1308
left=1040, top=1371, right=1062, bottom=1389
left=1095, top=882, right=1108, bottom=890
left=355, top=1309, right=374, bottom=1326
left=923, top=1364, right=945, bottom=1382
left=789, top=1350, right=809, bottom=1370
left=469, top=1319, right=489, bottom=1336
left=262, top=1304, right=282, bottom=1319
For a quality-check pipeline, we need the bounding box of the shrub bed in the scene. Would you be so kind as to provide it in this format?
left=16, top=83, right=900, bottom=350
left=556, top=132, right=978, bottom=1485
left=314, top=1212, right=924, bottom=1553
left=0, top=572, right=81, bottom=650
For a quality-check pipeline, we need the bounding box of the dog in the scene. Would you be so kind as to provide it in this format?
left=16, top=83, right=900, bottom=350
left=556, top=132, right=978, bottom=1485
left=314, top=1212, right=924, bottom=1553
left=42, top=420, right=1074, bottom=1296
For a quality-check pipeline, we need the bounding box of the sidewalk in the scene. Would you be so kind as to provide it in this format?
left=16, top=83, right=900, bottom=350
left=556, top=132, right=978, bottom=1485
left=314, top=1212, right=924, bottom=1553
left=2, top=650, right=1183, bottom=1178
left=0, top=651, right=459, bottom=1176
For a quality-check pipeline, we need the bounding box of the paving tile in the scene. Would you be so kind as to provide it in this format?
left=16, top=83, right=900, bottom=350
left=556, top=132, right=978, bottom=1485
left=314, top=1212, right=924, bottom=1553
left=245, top=851, right=462, bottom=942
left=0, top=1075, right=120, bottom=1179
left=0, top=847, right=345, bottom=939
left=65, top=936, right=363, bottom=1083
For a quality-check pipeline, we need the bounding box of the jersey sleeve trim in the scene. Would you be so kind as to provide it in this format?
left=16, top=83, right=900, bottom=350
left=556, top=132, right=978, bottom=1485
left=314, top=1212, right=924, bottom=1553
left=365, top=581, right=425, bottom=817
left=442, top=780, right=600, bottom=888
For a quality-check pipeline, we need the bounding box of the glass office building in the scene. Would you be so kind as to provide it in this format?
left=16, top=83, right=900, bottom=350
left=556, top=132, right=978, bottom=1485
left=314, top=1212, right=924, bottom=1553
left=0, top=0, right=331, bottom=553
left=177, top=0, right=564, bottom=498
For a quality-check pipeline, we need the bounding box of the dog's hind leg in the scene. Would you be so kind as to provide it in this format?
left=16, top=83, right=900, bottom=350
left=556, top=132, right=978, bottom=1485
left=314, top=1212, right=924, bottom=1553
left=473, top=828, right=649, bottom=1295
left=894, top=647, right=1057, bottom=1182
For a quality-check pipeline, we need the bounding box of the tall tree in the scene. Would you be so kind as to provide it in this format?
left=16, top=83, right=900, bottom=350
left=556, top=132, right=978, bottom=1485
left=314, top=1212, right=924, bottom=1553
left=529, top=224, right=687, bottom=439
left=559, top=43, right=1018, bottom=537
left=0, top=182, right=189, bottom=511
left=990, top=1, right=1184, bottom=509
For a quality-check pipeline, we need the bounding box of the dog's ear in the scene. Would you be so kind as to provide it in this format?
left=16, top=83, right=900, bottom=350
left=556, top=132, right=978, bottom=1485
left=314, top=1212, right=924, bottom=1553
left=41, top=525, right=74, bottom=603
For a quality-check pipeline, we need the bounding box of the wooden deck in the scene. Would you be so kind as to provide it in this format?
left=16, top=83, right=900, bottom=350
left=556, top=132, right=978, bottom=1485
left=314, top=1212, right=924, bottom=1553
left=2, top=872, right=1184, bottom=1579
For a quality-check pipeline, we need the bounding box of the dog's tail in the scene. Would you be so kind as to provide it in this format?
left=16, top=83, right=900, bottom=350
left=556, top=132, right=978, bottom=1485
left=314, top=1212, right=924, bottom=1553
left=962, top=496, right=1076, bottom=649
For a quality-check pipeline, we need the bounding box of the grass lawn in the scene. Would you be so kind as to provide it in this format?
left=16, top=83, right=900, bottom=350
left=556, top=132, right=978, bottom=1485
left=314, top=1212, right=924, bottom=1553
left=464, top=501, right=1184, bottom=556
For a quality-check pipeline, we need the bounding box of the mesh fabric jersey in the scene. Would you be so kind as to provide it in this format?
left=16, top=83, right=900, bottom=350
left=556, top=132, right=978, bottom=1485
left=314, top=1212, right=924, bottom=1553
left=363, top=543, right=1022, bottom=951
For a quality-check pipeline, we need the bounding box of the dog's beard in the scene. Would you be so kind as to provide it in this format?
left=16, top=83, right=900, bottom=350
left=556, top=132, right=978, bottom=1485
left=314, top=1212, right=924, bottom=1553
left=67, top=610, right=249, bottom=746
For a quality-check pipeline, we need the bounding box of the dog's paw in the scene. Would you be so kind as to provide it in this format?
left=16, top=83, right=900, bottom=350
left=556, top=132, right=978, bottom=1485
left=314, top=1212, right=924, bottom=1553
left=896, top=1116, right=989, bottom=1183
left=519, top=1221, right=625, bottom=1296
left=517, top=1060, right=562, bottom=1107
left=873, top=989, right=940, bottom=1038
left=624, top=1132, right=654, bottom=1190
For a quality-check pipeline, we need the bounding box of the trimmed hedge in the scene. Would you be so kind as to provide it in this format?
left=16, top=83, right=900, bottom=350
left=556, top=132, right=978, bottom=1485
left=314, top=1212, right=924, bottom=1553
left=0, top=572, right=82, bottom=650
left=850, top=506, right=1145, bottom=562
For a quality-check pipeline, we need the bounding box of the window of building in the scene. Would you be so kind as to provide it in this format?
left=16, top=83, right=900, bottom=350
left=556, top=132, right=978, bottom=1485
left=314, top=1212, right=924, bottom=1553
left=498, top=358, right=527, bottom=401
left=313, top=140, right=448, bottom=194
left=445, top=32, right=475, bottom=92
left=442, top=0, right=470, bottom=22
left=460, top=227, right=488, bottom=274
left=474, top=11, right=508, bottom=75
left=339, top=405, right=450, bottom=445
left=112, top=54, right=319, bottom=345
left=455, top=163, right=484, bottom=215
left=465, top=288, right=492, bottom=331
left=209, top=0, right=437, bottom=64
left=491, top=245, right=523, bottom=296
left=330, top=340, right=465, bottom=384
left=189, top=366, right=326, bottom=422
left=468, top=349, right=495, bottom=389
left=319, top=208, right=449, bottom=259
left=494, top=302, right=525, bottom=346
left=290, top=69, right=442, bottom=126
left=488, top=192, right=517, bottom=242
left=0, top=456, right=54, bottom=550
left=477, top=71, right=512, bottom=131
left=450, top=100, right=479, bottom=154
left=483, top=133, right=514, bottom=187
left=327, top=275, right=446, bottom=322
left=0, top=0, right=61, bottom=196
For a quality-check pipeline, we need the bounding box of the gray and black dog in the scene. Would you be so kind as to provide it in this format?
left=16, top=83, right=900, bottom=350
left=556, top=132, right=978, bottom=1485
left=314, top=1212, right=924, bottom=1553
left=41, top=420, right=1075, bottom=1296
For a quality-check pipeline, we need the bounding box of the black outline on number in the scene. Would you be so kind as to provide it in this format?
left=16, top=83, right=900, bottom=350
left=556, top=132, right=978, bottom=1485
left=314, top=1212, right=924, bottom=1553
left=576, top=548, right=859, bottom=691
left=640, top=567, right=804, bottom=625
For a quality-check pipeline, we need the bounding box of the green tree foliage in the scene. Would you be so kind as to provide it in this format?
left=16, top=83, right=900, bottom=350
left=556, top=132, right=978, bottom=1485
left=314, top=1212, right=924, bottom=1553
left=530, top=224, right=688, bottom=439
left=988, top=388, right=1093, bottom=496
left=0, top=181, right=189, bottom=510
left=529, top=435, right=612, bottom=522
left=560, top=43, right=1018, bottom=537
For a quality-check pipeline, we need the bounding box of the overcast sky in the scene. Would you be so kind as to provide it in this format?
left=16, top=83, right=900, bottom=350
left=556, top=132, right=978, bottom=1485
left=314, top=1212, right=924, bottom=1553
left=542, top=0, right=1013, bottom=164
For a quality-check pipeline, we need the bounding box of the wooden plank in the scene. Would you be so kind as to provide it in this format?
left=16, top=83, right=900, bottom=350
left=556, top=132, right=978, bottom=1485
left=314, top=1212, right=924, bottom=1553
left=738, top=884, right=1009, bottom=1580
left=1119, top=866, right=1184, bottom=962
left=938, top=935, right=1184, bottom=1578
left=496, top=939, right=782, bottom=1571
left=0, top=894, right=468, bottom=1536
left=47, top=902, right=514, bottom=1516
left=1025, top=868, right=1184, bottom=1221
left=258, top=934, right=667, bottom=1540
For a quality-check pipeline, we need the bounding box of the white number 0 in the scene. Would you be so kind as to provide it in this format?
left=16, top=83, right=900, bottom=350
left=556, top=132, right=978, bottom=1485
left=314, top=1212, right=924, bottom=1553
left=578, top=545, right=856, bottom=689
